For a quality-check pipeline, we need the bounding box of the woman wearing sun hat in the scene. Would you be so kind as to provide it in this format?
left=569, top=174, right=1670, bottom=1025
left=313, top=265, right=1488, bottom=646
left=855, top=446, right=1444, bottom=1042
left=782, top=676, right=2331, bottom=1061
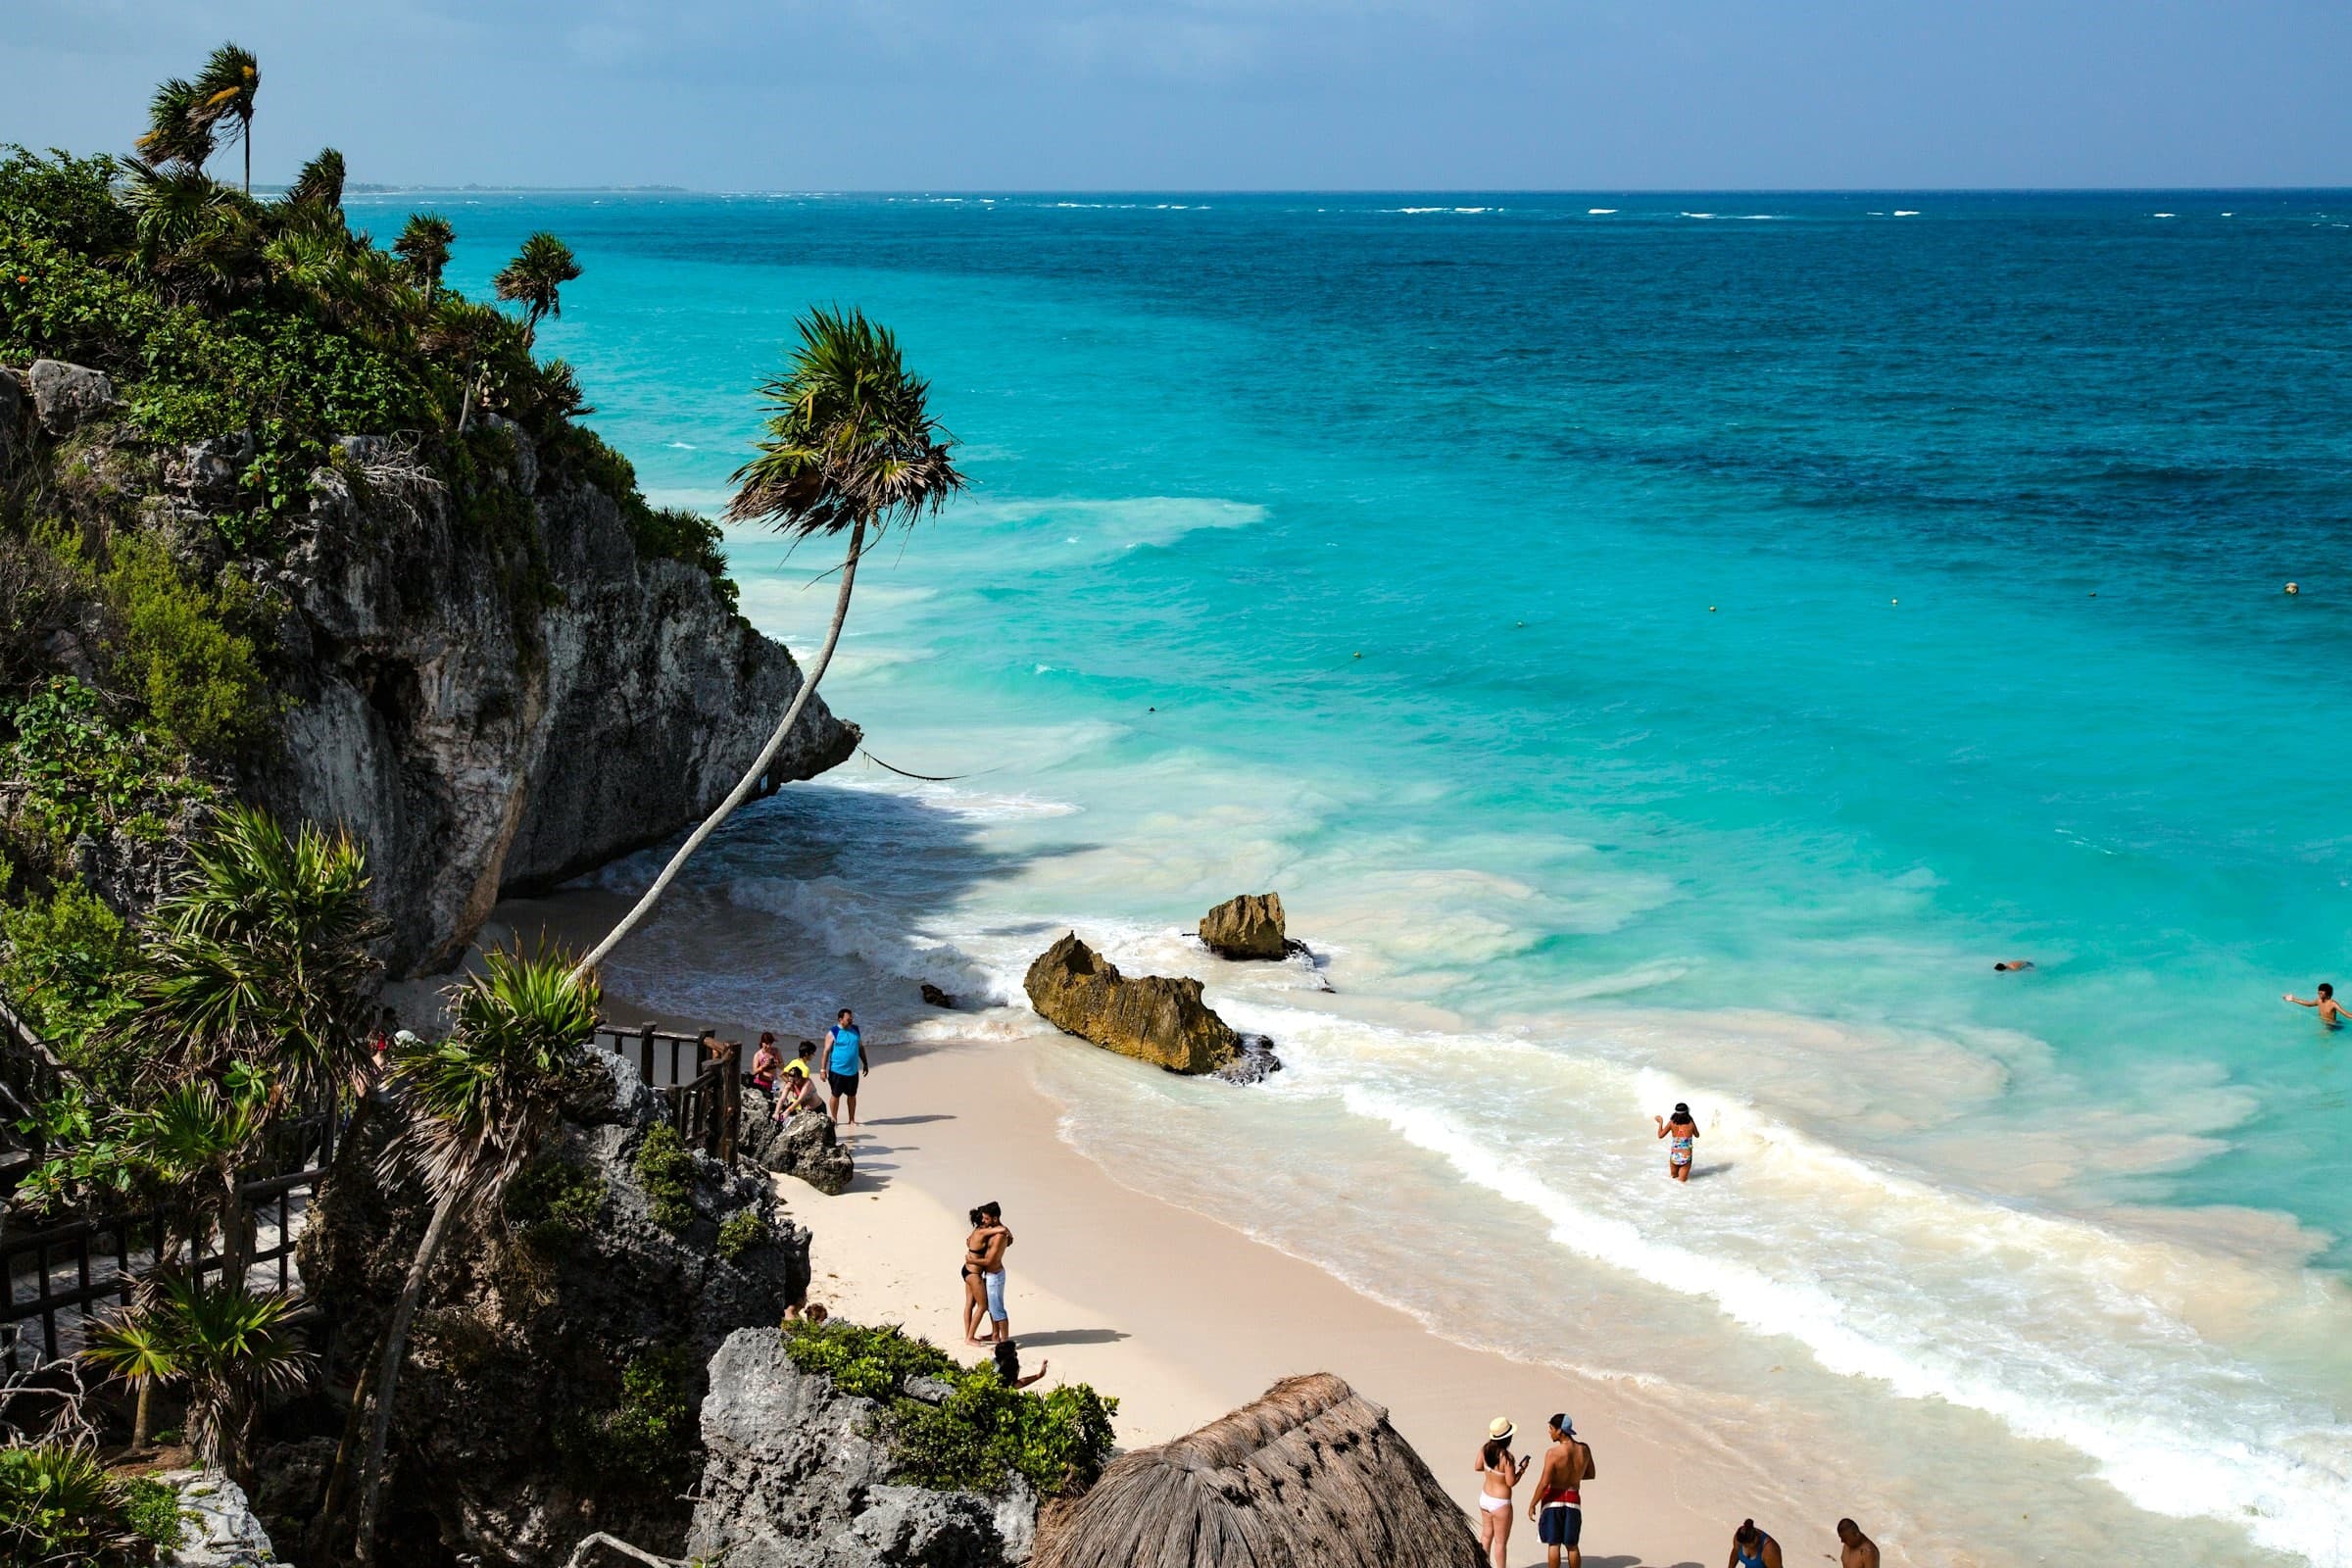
left=1473, top=1415, right=1531, bottom=1567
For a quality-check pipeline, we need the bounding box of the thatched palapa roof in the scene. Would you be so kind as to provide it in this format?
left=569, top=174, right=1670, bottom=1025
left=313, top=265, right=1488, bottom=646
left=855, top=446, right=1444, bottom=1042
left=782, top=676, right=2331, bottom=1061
left=1034, top=1373, right=1483, bottom=1568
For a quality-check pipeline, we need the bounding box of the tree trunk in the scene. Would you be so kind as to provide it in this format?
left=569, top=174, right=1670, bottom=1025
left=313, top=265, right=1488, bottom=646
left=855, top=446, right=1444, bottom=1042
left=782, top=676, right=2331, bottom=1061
left=306, top=1329, right=382, bottom=1558
left=243, top=133, right=251, bottom=196
left=349, top=1183, right=465, bottom=1566
left=569, top=517, right=867, bottom=982
left=131, top=1378, right=152, bottom=1452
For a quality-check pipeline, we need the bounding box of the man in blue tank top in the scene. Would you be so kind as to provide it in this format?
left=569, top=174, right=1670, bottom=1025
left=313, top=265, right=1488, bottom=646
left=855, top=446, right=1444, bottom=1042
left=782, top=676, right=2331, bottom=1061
left=824, top=1007, right=869, bottom=1126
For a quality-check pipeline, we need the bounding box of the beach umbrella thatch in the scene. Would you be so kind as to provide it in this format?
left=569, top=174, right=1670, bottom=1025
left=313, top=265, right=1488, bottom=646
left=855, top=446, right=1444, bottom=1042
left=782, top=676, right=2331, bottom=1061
left=1034, top=1373, right=1483, bottom=1568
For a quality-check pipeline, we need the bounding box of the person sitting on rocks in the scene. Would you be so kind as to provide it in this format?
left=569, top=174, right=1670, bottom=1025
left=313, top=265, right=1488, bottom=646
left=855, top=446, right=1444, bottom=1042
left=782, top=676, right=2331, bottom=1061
left=750, top=1031, right=783, bottom=1091
left=774, top=1044, right=822, bottom=1120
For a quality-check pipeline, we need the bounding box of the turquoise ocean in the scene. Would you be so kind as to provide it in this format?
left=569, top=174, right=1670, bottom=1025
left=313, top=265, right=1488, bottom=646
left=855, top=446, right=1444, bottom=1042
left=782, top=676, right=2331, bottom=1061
left=368, top=190, right=2352, bottom=1565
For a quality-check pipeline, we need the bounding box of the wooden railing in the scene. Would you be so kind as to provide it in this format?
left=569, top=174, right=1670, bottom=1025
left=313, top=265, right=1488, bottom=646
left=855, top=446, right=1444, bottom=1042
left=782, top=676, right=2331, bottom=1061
left=0, top=994, right=71, bottom=1190
left=590, top=1023, right=741, bottom=1165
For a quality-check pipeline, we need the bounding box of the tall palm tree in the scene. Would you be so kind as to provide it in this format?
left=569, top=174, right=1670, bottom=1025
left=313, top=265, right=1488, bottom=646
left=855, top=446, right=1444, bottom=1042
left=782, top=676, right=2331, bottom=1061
left=347, top=949, right=600, bottom=1565
left=190, top=43, right=261, bottom=195
left=491, top=231, right=580, bottom=345
left=134, top=77, right=214, bottom=173
left=127, top=805, right=383, bottom=1107
left=393, top=213, right=456, bottom=296
left=569, top=307, right=964, bottom=980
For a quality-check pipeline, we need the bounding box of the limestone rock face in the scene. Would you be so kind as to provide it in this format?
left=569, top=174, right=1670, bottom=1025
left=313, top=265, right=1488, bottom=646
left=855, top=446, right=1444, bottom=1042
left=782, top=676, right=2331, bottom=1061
left=158, top=1470, right=284, bottom=1567
left=1199, top=892, right=1288, bottom=959
left=25, top=358, right=115, bottom=433
left=688, top=1328, right=1027, bottom=1568
left=741, top=1092, right=856, bottom=1196
left=298, top=1048, right=810, bottom=1565
left=1023, top=933, right=1240, bottom=1075
left=259, top=422, right=858, bottom=972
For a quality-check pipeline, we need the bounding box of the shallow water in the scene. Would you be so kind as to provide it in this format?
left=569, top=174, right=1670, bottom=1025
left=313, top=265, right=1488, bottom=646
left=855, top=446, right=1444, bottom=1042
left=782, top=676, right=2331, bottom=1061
left=373, top=189, right=2352, bottom=1565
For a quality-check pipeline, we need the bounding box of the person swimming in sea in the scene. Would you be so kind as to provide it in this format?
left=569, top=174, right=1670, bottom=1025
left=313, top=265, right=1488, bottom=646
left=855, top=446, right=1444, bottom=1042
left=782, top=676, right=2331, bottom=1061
left=1993, top=958, right=2035, bottom=972
left=1655, top=1102, right=1699, bottom=1182
left=2284, top=982, right=2345, bottom=1030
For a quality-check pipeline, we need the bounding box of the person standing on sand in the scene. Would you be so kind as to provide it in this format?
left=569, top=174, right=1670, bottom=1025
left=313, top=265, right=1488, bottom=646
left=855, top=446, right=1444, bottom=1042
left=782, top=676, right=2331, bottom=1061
left=1529, top=1413, right=1593, bottom=1568
left=1729, top=1520, right=1783, bottom=1568
left=972, top=1200, right=1013, bottom=1345
left=960, top=1206, right=997, bottom=1346
left=824, top=1008, right=870, bottom=1124
left=2283, top=983, right=2345, bottom=1030
left=1473, top=1418, right=1530, bottom=1568
left=1655, top=1102, right=1699, bottom=1181
left=1836, top=1519, right=1880, bottom=1568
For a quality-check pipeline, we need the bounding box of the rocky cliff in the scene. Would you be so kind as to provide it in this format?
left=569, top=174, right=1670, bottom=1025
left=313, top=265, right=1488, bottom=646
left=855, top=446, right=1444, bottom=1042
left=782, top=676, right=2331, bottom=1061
left=260, top=417, right=857, bottom=974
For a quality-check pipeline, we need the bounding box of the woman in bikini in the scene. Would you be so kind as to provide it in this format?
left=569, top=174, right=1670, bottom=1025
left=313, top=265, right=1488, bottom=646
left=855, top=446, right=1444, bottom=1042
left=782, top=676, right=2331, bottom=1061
left=959, top=1207, right=996, bottom=1346
left=1729, top=1519, right=1785, bottom=1568
left=1655, top=1102, right=1699, bottom=1182
left=1473, top=1418, right=1530, bottom=1568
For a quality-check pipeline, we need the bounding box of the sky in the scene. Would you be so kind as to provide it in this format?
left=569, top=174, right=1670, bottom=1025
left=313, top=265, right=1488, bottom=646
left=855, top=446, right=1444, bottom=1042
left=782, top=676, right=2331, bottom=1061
left=5, top=0, right=2349, bottom=190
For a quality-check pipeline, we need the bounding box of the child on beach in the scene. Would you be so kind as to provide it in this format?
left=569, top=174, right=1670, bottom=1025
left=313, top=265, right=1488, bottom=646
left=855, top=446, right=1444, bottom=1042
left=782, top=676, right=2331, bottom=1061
left=1655, top=1102, right=1700, bottom=1182
left=1474, top=1418, right=1531, bottom=1568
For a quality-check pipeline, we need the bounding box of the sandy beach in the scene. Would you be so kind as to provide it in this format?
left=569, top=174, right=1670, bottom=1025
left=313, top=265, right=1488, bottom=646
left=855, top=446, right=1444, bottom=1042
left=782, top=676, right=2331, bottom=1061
left=484, top=889, right=1875, bottom=1568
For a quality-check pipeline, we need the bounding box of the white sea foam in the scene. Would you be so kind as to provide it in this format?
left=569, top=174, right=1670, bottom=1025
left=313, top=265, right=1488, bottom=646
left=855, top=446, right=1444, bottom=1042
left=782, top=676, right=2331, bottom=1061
left=1588, top=208, right=1618, bottom=214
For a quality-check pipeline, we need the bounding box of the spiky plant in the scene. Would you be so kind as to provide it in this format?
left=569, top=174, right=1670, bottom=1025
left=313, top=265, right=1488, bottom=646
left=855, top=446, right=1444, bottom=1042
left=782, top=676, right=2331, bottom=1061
left=345, top=948, right=600, bottom=1564
left=284, top=147, right=345, bottom=211
left=190, top=43, right=261, bottom=194
left=122, top=1069, right=270, bottom=1283
left=81, top=1313, right=176, bottom=1453
left=491, top=231, right=580, bottom=344
left=126, top=805, right=383, bottom=1105
left=101, top=1279, right=311, bottom=1481
left=392, top=213, right=456, bottom=295
left=570, top=307, right=964, bottom=977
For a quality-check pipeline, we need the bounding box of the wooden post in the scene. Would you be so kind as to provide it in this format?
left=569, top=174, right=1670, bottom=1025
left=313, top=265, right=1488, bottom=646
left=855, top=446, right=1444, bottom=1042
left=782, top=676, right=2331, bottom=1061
left=638, top=1023, right=657, bottom=1087
left=719, top=1042, right=742, bottom=1165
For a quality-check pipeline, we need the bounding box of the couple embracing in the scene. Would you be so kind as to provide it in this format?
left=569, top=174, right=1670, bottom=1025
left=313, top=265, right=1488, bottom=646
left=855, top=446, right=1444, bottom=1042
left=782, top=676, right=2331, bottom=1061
left=1477, top=1412, right=1594, bottom=1568
left=960, top=1200, right=1012, bottom=1345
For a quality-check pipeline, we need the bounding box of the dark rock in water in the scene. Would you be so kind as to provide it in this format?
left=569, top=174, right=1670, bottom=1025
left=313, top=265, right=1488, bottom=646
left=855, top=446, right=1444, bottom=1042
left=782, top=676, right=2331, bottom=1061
left=1199, top=892, right=1288, bottom=960
left=300, top=1049, right=810, bottom=1566
left=689, top=1327, right=1032, bottom=1567
left=919, top=983, right=957, bottom=1008
left=741, top=1089, right=856, bottom=1196
left=1212, top=1035, right=1285, bottom=1086
left=25, top=358, right=115, bottom=434
left=1023, top=932, right=1240, bottom=1075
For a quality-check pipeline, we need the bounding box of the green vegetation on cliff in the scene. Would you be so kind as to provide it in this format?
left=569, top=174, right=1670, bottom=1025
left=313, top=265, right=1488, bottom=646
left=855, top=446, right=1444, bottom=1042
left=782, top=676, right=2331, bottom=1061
left=783, top=1318, right=1118, bottom=1498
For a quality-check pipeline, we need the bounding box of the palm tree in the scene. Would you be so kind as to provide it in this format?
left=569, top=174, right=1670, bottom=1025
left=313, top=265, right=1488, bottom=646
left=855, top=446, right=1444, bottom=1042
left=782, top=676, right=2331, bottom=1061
left=127, top=805, right=383, bottom=1107
left=82, top=1312, right=174, bottom=1452
left=88, top=1278, right=310, bottom=1482
left=285, top=147, right=346, bottom=212
left=491, top=231, right=580, bottom=345
left=134, top=77, right=214, bottom=173
left=568, top=307, right=964, bottom=979
left=347, top=949, right=600, bottom=1565
left=393, top=213, right=456, bottom=296
left=122, top=1072, right=270, bottom=1286
left=190, top=43, right=261, bottom=195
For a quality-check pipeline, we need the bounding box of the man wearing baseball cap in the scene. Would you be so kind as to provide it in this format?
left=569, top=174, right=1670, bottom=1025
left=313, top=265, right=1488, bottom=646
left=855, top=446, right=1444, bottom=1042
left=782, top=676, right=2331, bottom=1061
left=1529, top=1411, right=1595, bottom=1568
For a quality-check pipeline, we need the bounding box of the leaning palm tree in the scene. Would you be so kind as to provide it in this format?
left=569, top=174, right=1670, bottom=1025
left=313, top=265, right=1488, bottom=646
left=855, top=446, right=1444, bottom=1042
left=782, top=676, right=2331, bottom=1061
left=568, top=307, right=964, bottom=980
left=491, top=231, right=580, bottom=345
left=346, top=948, right=600, bottom=1565
left=392, top=213, right=456, bottom=295
left=133, top=76, right=214, bottom=172
left=127, top=805, right=383, bottom=1107
left=190, top=43, right=261, bottom=194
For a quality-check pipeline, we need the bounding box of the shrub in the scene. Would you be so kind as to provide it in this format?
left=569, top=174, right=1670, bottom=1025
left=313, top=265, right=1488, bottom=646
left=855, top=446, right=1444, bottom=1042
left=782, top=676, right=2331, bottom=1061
left=554, top=1344, right=700, bottom=1489
left=0, top=878, right=136, bottom=1062
left=714, top=1208, right=769, bottom=1261
left=0, top=676, right=213, bottom=852
left=97, top=531, right=269, bottom=755
left=0, top=1441, right=172, bottom=1567
left=631, top=1122, right=697, bottom=1232
left=783, top=1319, right=1118, bottom=1498
left=503, top=1153, right=608, bottom=1250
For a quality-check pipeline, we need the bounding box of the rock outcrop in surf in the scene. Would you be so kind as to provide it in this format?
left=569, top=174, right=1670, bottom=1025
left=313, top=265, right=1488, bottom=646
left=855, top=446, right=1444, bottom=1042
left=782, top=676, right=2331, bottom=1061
left=1023, top=932, right=1241, bottom=1074
left=1198, top=891, right=1290, bottom=959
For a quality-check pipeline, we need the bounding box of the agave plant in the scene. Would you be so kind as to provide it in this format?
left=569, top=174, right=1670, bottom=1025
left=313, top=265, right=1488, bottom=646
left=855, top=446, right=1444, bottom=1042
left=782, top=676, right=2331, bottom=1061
left=345, top=948, right=600, bottom=1563
left=571, top=307, right=964, bottom=976
left=190, top=43, right=261, bottom=194
left=0, top=1440, right=157, bottom=1566
left=491, top=231, right=580, bottom=345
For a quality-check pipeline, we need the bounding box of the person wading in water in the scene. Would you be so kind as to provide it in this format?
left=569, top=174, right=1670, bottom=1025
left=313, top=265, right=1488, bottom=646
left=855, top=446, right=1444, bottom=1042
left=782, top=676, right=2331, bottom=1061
left=1655, top=1102, right=1700, bottom=1182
